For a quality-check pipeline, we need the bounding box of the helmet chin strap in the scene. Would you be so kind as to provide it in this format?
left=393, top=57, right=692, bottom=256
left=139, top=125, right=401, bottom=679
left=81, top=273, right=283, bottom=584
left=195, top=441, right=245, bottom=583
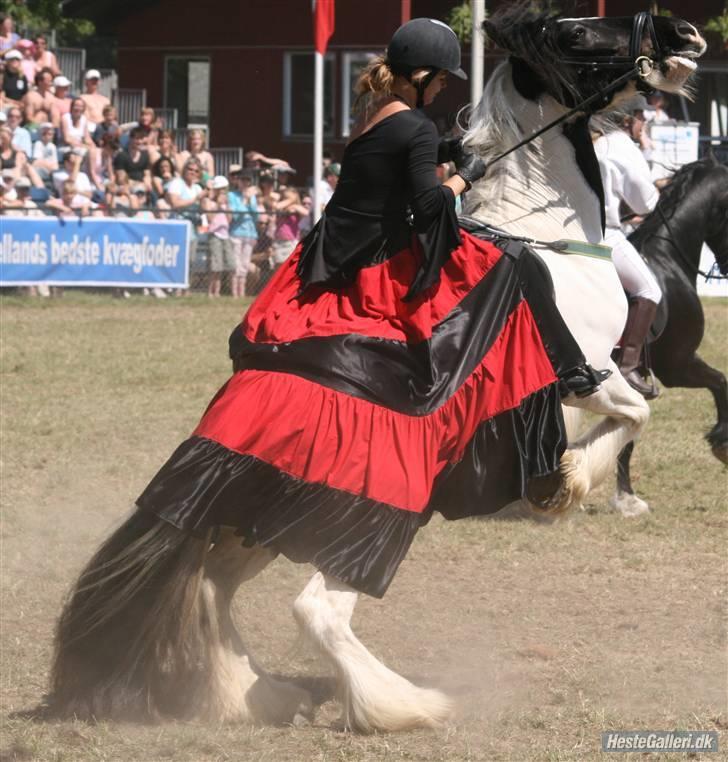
left=409, top=67, right=439, bottom=108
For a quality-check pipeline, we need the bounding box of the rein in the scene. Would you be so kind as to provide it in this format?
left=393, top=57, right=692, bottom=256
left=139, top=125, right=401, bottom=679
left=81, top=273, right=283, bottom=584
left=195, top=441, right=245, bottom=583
left=654, top=204, right=728, bottom=280
left=486, top=12, right=658, bottom=168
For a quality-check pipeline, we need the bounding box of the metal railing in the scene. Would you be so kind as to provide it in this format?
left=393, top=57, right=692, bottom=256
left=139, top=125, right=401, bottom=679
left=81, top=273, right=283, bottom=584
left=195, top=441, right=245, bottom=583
left=114, top=88, right=147, bottom=125
left=153, top=107, right=179, bottom=130
left=97, top=69, right=118, bottom=101
left=210, top=148, right=244, bottom=177
left=54, top=47, right=86, bottom=91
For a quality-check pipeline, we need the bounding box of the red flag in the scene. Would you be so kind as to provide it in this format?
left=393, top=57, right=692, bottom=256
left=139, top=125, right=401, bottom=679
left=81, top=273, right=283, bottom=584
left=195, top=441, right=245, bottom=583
left=313, top=0, right=335, bottom=54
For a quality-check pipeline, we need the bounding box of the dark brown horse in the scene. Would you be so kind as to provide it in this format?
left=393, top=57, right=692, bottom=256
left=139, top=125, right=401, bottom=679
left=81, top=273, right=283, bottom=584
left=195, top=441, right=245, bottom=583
left=615, top=156, right=728, bottom=512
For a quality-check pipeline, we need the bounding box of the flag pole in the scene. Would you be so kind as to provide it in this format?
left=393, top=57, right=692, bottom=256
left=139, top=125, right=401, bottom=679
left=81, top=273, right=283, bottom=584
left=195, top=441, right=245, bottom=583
left=470, top=0, right=485, bottom=112
left=313, top=50, right=324, bottom=223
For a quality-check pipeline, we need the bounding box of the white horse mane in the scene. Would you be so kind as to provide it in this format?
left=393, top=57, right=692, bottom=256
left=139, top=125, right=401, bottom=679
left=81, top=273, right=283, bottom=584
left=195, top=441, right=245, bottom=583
left=463, top=62, right=527, bottom=213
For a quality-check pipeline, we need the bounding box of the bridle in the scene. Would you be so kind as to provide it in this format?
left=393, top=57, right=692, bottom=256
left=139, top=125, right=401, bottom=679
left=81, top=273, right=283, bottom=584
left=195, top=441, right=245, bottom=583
left=486, top=12, right=662, bottom=168
left=558, top=11, right=663, bottom=77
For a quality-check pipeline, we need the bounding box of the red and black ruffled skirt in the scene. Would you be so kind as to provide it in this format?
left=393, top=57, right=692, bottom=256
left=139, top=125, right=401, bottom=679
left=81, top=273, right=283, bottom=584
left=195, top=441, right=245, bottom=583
left=137, top=231, right=568, bottom=597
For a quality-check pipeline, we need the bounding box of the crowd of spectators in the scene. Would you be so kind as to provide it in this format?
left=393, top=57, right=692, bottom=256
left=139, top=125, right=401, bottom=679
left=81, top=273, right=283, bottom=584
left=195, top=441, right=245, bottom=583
left=1, top=12, right=342, bottom=297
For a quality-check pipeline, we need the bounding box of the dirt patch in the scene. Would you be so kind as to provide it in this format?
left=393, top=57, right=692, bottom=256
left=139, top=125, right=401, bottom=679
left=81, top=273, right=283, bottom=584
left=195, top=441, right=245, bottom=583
left=1, top=294, right=726, bottom=761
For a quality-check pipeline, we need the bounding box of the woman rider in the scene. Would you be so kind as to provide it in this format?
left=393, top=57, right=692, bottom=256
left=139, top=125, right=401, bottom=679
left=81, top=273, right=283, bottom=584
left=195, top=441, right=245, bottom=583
left=137, top=19, right=606, bottom=598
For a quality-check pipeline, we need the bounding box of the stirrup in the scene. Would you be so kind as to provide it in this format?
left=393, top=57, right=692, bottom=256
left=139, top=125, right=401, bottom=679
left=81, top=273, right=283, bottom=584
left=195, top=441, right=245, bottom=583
left=623, top=367, right=660, bottom=400
left=559, top=365, right=612, bottom=399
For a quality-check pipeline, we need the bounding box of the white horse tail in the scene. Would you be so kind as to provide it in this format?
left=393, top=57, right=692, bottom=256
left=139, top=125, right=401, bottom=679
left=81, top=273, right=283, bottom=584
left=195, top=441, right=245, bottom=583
left=50, top=509, right=213, bottom=720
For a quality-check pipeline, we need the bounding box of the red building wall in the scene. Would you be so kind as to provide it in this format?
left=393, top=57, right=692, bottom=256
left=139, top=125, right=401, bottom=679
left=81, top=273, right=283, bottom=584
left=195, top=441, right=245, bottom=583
left=115, top=0, right=726, bottom=176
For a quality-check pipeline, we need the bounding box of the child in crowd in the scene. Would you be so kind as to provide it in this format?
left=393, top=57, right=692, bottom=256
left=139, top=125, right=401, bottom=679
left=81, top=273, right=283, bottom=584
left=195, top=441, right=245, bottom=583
left=46, top=179, right=98, bottom=217
left=105, top=168, right=133, bottom=215
left=92, top=104, right=119, bottom=146
left=203, top=175, right=235, bottom=298
left=31, top=121, right=58, bottom=179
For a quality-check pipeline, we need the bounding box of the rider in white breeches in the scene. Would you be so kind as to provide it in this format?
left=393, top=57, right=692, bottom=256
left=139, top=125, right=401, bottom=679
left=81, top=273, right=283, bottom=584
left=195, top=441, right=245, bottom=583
left=595, top=95, right=661, bottom=398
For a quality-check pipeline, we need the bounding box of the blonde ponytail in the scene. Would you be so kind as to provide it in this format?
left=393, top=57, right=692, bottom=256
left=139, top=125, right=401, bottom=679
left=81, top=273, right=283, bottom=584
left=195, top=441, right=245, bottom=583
left=353, top=55, right=394, bottom=115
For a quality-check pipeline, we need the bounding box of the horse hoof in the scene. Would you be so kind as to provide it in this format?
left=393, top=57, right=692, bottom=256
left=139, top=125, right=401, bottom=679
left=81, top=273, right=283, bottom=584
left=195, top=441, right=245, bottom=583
left=711, top=444, right=728, bottom=465
left=526, top=449, right=588, bottom=516
left=609, top=492, right=650, bottom=518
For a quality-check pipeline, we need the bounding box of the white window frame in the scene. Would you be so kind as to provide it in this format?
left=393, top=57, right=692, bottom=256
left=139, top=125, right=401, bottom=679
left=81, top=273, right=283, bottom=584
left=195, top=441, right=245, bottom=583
left=340, top=52, right=381, bottom=138
left=282, top=51, right=335, bottom=138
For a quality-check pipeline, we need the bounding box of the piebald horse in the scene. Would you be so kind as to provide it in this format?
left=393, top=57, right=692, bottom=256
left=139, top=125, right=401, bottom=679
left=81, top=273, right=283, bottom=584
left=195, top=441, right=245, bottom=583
left=49, top=9, right=705, bottom=734
left=464, top=8, right=706, bottom=517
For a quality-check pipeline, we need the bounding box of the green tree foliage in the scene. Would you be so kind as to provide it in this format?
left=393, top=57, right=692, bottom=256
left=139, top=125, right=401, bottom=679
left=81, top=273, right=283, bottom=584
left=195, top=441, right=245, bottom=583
left=705, top=4, right=728, bottom=45
left=446, top=1, right=473, bottom=45
left=0, top=0, right=94, bottom=46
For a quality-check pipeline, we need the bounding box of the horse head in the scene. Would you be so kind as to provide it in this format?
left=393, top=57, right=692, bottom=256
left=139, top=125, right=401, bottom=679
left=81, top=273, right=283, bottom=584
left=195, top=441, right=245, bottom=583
left=482, top=5, right=706, bottom=110
left=631, top=156, right=728, bottom=278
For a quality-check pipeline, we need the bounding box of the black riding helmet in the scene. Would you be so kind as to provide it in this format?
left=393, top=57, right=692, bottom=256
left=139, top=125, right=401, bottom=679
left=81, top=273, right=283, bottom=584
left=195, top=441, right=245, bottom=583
left=387, top=18, right=467, bottom=107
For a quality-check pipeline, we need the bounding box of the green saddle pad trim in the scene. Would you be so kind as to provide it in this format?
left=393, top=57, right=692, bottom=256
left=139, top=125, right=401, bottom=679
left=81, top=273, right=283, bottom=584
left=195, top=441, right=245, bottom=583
left=551, top=240, right=613, bottom=260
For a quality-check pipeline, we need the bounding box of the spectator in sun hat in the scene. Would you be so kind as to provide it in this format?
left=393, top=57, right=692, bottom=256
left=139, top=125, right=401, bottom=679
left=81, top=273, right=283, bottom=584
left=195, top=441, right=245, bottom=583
left=3, top=50, right=30, bottom=101
left=50, top=75, right=72, bottom=125
left=79, top=68, right=110, bottom=129
left=16, top=39, right=37, bottom=81
left=203, top=175, right=236, bottom=297
left=32, top=120, right=58, bottom=178
left=0, top=67, right=21, bottom=114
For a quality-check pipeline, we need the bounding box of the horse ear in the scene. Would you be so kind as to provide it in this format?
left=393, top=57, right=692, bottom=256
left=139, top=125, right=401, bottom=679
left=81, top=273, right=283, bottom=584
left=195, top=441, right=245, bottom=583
left=483, top=19, right=506, bottom=50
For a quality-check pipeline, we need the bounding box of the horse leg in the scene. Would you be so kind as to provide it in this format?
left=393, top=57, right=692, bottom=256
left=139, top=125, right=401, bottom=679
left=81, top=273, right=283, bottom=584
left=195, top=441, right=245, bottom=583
left=199, top=527, right=313, bottom=724
left=656, top=353, right=728, bottom=464
left=293, top=571, right=453, bottom=733
left=535, top=363, right=650, bottom=516
left=610, top=440, right=650, bottom=517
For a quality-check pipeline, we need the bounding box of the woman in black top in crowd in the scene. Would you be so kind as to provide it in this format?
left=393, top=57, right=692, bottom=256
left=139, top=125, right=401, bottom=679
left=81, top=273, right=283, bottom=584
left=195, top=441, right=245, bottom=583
left=134, top=18, right=606, bottom=599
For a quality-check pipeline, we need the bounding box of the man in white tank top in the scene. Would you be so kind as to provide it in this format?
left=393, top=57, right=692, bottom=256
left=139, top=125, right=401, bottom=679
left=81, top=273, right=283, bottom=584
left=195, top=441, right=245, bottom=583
left=595, top=96, right=661, bottom=398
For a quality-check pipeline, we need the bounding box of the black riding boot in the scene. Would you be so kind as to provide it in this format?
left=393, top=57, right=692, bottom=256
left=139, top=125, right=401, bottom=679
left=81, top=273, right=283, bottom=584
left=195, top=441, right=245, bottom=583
left=512, top=243, right=611, bottom=398
left=619, top=296, right=660, bottom=400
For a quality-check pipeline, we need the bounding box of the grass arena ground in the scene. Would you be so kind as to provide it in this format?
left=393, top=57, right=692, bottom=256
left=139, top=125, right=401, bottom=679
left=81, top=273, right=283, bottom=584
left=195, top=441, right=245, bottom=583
left=1, top=293, right=726, bottom=762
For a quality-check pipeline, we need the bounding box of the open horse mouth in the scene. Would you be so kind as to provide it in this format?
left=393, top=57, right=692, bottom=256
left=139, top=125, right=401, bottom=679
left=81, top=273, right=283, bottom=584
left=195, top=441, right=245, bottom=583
left=651, top=50, right=703, bottom=92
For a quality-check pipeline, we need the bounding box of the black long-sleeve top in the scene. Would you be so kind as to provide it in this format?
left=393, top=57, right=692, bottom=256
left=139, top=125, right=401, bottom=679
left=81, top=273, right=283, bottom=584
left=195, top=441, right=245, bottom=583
left=297, top=108, right=461, bottom=298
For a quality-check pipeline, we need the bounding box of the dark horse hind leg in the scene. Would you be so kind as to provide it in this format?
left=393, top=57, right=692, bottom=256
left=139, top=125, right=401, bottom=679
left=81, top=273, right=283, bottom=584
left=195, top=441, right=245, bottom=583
left=657, top=353, right=728, bottom=464
left=615, top=353, right=728, bottom=512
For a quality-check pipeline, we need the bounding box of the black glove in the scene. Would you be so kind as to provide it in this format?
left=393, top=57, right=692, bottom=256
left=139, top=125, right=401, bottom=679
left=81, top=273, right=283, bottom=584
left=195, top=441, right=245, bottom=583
left=454, top=151, right=487, bottom=190
left=436, top=136, right=464, bottom=165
